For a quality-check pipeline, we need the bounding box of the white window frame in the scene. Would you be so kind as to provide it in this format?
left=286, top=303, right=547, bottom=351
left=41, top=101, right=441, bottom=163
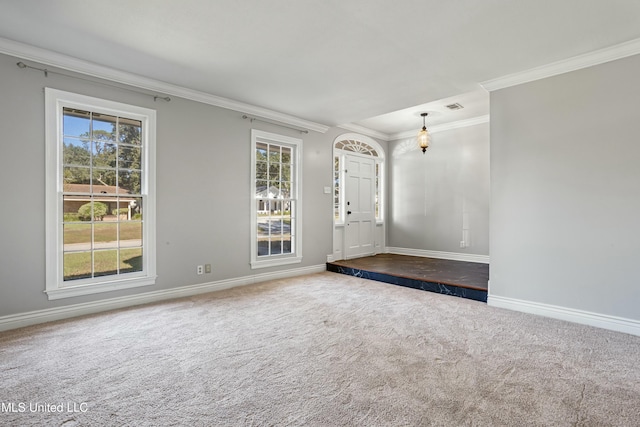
left=250, top=129, right=302, bottom=269
left=375, top=160, right=384, bottom=223
left=45, top=88, right=157, bottom=300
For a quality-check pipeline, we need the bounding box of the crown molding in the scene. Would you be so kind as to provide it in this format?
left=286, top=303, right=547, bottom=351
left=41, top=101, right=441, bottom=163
left=0, top=37, right=330, bottom=133
left=429, top=114, right=490, bottom=134
left=337, top=123, right=391, bottom=141
left=481, top=37, right=640, bottom=92
left=389, top=114, right=490, bottom=141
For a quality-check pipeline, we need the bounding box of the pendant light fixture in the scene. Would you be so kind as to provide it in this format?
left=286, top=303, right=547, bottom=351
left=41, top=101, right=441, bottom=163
left=418, top=112, right=430, bottom=154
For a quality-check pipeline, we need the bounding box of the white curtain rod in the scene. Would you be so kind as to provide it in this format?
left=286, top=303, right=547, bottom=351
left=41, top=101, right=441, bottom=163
left=242, top=114, right=309, bottom=134
left=16, top=61, right=171, bottom=102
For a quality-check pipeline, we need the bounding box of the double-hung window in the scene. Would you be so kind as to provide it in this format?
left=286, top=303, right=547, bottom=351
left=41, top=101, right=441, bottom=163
left=45, top=88, right=156, bottom=299
left=250, top=130, right=302, bottom=268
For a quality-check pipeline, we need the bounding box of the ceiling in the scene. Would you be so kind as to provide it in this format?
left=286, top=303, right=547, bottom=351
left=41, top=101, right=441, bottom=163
left=1, top=0, right=640, bottom=138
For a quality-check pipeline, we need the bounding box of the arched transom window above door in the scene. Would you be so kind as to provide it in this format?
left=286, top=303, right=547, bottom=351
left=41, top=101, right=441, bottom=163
left=333, top=133, right=385, bottom=225
left=334, top=139, right=379, bottom=157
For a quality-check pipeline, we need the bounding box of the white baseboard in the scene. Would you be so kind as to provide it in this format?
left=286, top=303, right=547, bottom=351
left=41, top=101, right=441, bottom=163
left=488, top=294, right=640, bottom=337
left=0, top=264, right=326, bottom=332
left=386, top=247, right=490, bottom=264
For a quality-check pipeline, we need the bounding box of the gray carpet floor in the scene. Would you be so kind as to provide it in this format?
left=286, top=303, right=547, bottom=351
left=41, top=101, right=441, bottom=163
left=1, top=272, right=639, bottom=426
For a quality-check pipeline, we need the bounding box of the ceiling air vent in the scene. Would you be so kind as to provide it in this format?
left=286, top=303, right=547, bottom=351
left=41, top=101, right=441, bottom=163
left=445, top=103, right=464, bottom=110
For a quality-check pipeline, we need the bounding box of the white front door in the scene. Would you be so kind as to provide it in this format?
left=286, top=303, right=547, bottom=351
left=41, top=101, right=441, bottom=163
left=345, top=154, right=375, bottom=259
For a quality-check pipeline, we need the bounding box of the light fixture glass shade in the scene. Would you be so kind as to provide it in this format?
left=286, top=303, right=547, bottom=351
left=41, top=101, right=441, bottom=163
left=418, top=112, right=430, bottom=154
left=418, top=127, right=429, bottom=153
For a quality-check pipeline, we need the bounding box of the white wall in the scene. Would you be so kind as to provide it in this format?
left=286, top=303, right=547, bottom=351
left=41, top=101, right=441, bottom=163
left=0, top=52, right=338, bottom=317
left=489, top=53, right=640, bottom=323
left=387, top=123, right=490, bottom=257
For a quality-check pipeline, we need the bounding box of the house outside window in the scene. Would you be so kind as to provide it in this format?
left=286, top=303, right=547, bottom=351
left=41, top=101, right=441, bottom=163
left=250, top=130, right=302, bottom=269
left=45, top=88, right=156, bottom=299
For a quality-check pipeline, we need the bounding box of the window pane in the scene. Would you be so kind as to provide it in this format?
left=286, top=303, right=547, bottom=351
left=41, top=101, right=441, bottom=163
left=94, top=223, right=118, bottom=249
left=92, top=114, right=117, bottom=141
left=282, top=214, right=292, bottom=236
left=64, top=223, right=91, bottom=249
left=119, top=119, right=142, bottom=145
left=119, top=145, right=141, bottom=169
left=281, top=164, right=290, bottom=182
left=272, top=200, right=284, bottom=214
left=256, top=180, right=268, bottom=198
left=118, top=170, right=141, bottom=195
left=93, top=168, right=117, bottom=189
left=120, top=221, right=142, bottom=247
left=93, top=142, right=117, bottom=168
left=256, top=142, right=268, bottom=161
left=63, top=251, right=92, bottom=281
left=269, top=238, right=283, bottom=255
left=120, top=248, right=143, bottom=273
left=258, top=200, right=267, bottom=214
left=281, top=147, right=291, bottom=164
left=257, top=217, right=270, bottom=237
left=64, top=195, right=89, bottom=222
left=281, top=235, right=292, bottom=254
left=111, top=200, right=127, bottom=219
left=129, top=197, right=143, bottom=220
left=63, top=138, right=91, bottom=166
left=269, top=164, right=280, bottom=181
left=269, top=145, right=280, bottom=163
left=94, top=250, right=119, bottom=277
left=280, top=181, right=291, bottom=198
left=257, top=239, right=269, bottom=256
left=63, top=166, right=91, bottom=187
left=334, top=156, right=340, bottom=220
left=268, top=182, right=281, bottom=199
left=92, top=169, right=117, bottom=193
left=256, top=161, right=267, bottom=181
left=63, top=108, right=90, bottom=138
left=75, top=200, right=109, bottom=221
left=272, top=218, right=283, bottom=236
left=272, top=237, right=290, bottom=255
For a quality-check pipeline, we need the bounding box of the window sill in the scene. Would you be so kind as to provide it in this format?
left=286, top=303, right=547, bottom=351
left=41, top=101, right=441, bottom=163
left=45, top=275, right=157, bottom=300
left=251, top=256, right=303, bottom=270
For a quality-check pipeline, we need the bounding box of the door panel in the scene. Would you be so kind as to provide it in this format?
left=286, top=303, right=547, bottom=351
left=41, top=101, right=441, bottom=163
left=345, top=155, right=375, bottom=259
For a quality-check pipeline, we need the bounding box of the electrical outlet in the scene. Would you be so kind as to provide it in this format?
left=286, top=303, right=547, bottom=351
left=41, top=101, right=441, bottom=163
left=205, top=264, right=212, bottom=274
left=196, top=265, right=204, bottom=275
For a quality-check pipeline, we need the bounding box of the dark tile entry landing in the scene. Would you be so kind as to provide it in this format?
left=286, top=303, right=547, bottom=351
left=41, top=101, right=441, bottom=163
left=326, top=254, right=489, bottom=302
